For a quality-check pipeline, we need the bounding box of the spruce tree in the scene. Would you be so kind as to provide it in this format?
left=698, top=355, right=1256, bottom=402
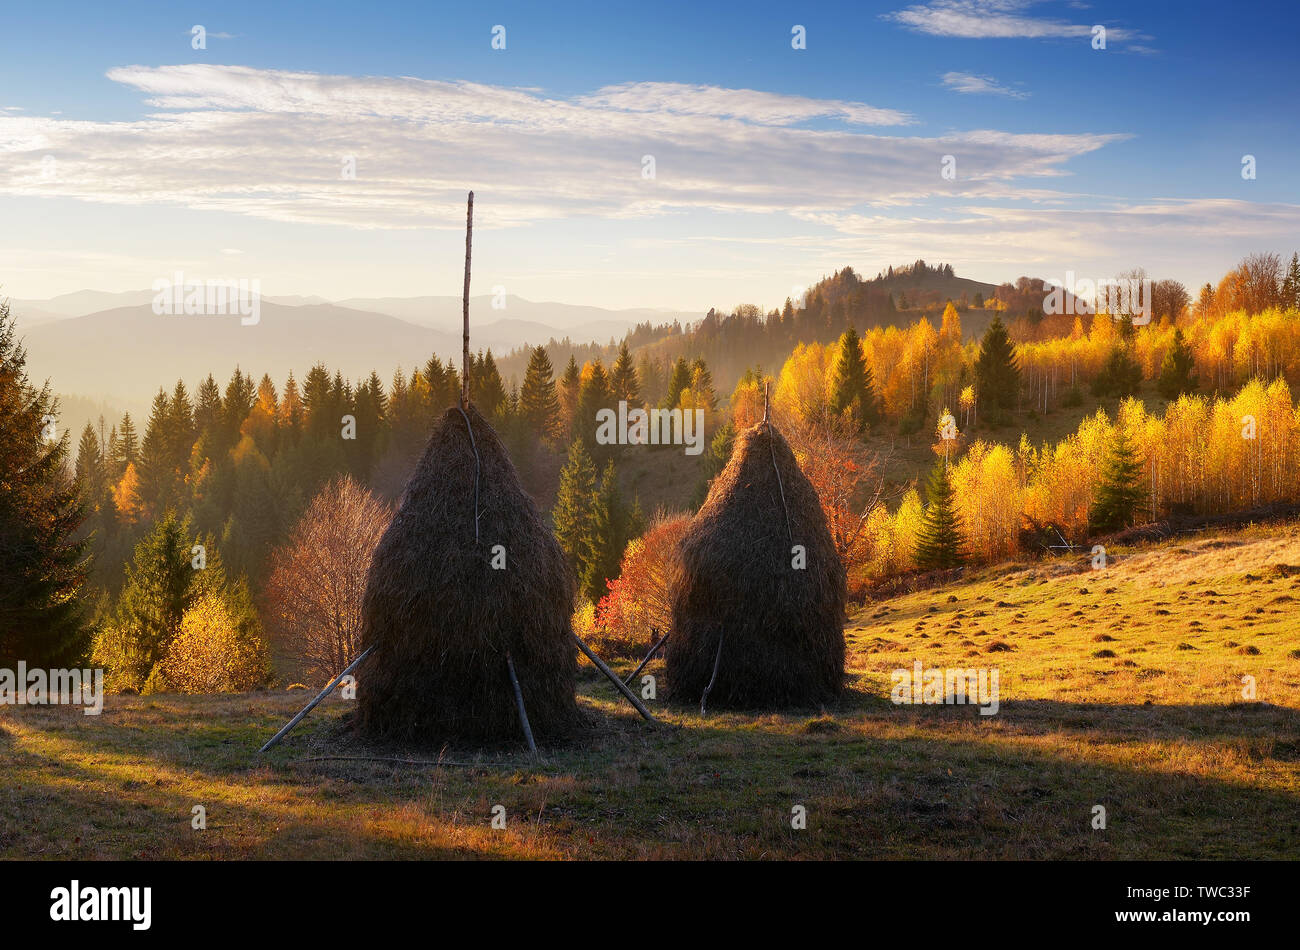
left=582, top=461, right=626, bottom=604
left=1282, top=252, right=1300, bottom=311
left=520, top=345, right=561, bottom=440
left=558, top=355, right=581, bottom=439
left=553, top=438, right=598, bottom=587
left=1157, top=329, right=1198, bottom=399
left=1092, top=345, right=1143, bottom=398
left=0, top=301, right=93, bottom=665
left=576, top=360, right=616, bottom=457
left=117, top=411, right=139, bottom=470
left=105, top=513, right=196, bottom=686
left=474, top=350, right=508, bottom=419
left=828, top=326, right=880, bottom=430
left=690, top=358, right=717, bottom=411
left=662, top=357, right=692, bottom=410
left=611, top=341, right=640, bottom=403
left=1089, top=425, right=1145, bottom=534
left=913, top=460, right=967, bottom=570
left=974, top=315, right=1020, bottom=416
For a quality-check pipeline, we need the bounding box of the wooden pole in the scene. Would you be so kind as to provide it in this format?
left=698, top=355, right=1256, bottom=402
left=506, top=651, right=537, bottom=754
left=763, top=381, right=770, bottom=423
left=259, top=646, right=374, bottom=753
left=623, top=629, right=669, bottom=687
left=700, top=632, right=726, bottom=716
left=572, top=633, right=658, bottom=723
left=462, top=190, right=473, bottom=409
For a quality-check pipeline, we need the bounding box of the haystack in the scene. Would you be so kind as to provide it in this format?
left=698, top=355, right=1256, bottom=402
left=666, top=420, right=846, bottom=708
left=357, top=404, right=580, bottom=745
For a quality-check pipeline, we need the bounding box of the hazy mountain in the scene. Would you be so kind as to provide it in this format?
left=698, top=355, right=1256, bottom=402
left=22, top=302, right=462, bottom=405
left=336, top=294, right=691, bottom=335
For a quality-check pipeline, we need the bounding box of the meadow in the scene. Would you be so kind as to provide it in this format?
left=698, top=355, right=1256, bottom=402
left=4, top=522, right=1297, bottom=861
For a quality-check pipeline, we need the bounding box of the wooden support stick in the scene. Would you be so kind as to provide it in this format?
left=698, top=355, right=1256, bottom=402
left=259, top=646, right=373, bottom=753
left=461, top=190, right=473, bottom=409
left=763, top=380, right=770, bottom=423
left=623, top=629, right=669, bottom=687
left=506, top=651, right=537, bottom=754
left=700, top=632, right=726, bottom=716
left=572, top=633, right=658, bottom=723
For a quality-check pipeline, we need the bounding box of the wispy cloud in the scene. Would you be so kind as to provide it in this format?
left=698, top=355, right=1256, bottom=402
left=0, top=64, right=1122, bottom=231
left=886, top=0, right=1139, bottom=42
left=942, top=71, right=1029, bottom=98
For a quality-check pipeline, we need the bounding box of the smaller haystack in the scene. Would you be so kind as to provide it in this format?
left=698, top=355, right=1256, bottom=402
left=666, top=421, right=846, bottom=708
left=357, top=404, right=579, bottom=745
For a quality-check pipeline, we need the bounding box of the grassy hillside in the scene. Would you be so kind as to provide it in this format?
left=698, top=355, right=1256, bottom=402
left=5, top=522, right=1297, bottom=860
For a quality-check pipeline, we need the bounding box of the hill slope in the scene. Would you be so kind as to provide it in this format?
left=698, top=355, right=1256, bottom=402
left=4, top=522, right=1296, bottom=860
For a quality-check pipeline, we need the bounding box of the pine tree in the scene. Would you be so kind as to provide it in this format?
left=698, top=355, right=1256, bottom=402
left=279, top=372, right=305, bottom=437
left=520, top=345, right=561, bottom=440
left=689, top=358, right=717, bottom=411
left=137, top=388, right=174, bottom=511
left=0, top=301, right=92, bottom=665
left=828, top=326, right=880, bottom=430
left=474, top=350, right=508, bottom=419
left=611, top=341, right=640, bottom=403
left=558, top=355, right=581, bottom=439
left=104, top=513, right=196, bottom=686
left=663, top=357, right=692, bottom=409
left=117, top=411, right=139, bottom=470
left=1092, top=345, right=1143, bottom=398
left=582, top=461, right=627, bottom=604
left=1157, top=329, right=1198, bottom=399
left=194, top=374, right=223, bottom=440
left=553, top=438, right=598, bottom=586
left=913, top=461, right=967, bottom=570
left=576, top=359, right=616, bottom=456
left=1282, top=252, right=1300, bottom=311
left=974, top=315, right=1021, bottom=416
left=1089, top=425, right=1145, bottom=534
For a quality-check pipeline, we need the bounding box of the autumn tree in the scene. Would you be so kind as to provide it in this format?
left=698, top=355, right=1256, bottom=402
left=156, top=593, right=269, bottom=693
left=263, top=477, right=391, bottom=680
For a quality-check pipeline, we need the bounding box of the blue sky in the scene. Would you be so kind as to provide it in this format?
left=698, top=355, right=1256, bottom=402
left=1, top=0, right=1296, bottom=310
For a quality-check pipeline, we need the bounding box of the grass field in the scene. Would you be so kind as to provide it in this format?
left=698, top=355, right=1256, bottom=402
left=3, top=523, right=1298, bottom=860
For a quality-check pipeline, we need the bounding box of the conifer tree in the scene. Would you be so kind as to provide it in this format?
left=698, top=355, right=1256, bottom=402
left=520, top=345, right=561, bottom=440
left=553, top=438, right=598, bottom=586
left=582, top=461, right=627, bottom=603
left=0, top=300, right=92, bottom=665
left=472, top=350, right=508, bottom=419
left=913, top=460, right=967, bottom=570
left=611, top=341, right=640, bottom=403
left=1157, top=328, right=1198, bottom=399
left=576, top=359, right=616, bottom=456
left=558, top=355, right=581, bottom=439
left=828, top=326, right=881, bottom=430
left=1282, top=252, right=1300, bottom=310
left=690, top=358, right=717, bottom=411
left=663, top=357, right=692, bottom=409
left=974, top=315, right=1021, bottom=416
left=194, top=375, right=223, bottom=440
left=117, top=411, right=139, bottom=470
left=1089, top=425, right=1145, bottom=533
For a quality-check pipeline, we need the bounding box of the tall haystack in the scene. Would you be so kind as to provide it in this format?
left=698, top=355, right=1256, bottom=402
left=666, top=420, right=846, bottom=708
left=357, top=403, right=580, bottom=745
